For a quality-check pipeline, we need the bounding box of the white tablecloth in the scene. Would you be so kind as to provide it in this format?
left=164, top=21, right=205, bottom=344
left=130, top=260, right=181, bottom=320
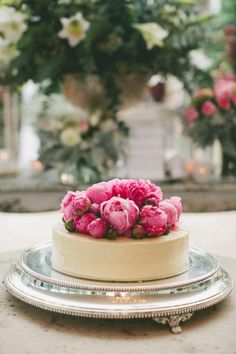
left=0, top=210, right=236, bottom=354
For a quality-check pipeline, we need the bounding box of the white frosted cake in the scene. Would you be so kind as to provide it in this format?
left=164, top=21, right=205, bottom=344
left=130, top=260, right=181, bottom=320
left=52, top=179, right=189, bottom=282
left=52, top=223, right=189, bottom=281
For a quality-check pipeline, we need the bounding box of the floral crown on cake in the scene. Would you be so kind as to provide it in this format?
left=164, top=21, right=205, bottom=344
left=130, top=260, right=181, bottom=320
left=60, top=179, right=182, bottom=239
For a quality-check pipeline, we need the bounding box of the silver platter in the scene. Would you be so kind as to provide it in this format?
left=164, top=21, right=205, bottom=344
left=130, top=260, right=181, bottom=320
left=4, top=242, right=233, bottom=334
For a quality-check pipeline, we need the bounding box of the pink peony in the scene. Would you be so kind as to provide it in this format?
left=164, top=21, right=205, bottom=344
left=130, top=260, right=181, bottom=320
left=159, top=199, right=178, bottom=228
left=169, top=196, right=182, bottom=217
left=140, top=205, right=167, bottom=236
left=87, top=218, right=106, bottom=238
left=100, top=196, right=139, bottom=234
left=184, top=107, right=199, bottom=123
left=112, top=179, right=162, bottom=207
left=73, top=191, right=91, bottom=216
left=60, top=191, right=77, bottom=221
left=201, top=101, right=216, bottom=116
left=74, top=213, right=96, bottom=234
left=89, top=203, right=100, bottom=215
left=86, top=179, right=118, bottom=205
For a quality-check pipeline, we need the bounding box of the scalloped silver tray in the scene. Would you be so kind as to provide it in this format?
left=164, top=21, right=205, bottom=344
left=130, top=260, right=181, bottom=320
left=4, top=242, right=233, bottom=334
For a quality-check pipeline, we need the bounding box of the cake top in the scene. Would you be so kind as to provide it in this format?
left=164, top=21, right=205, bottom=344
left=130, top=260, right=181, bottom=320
left=60, top=178, right=182, bottom=240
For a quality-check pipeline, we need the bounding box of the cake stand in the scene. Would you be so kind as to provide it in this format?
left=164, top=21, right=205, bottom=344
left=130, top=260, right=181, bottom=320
left=4, top=242, right=233, bottom=334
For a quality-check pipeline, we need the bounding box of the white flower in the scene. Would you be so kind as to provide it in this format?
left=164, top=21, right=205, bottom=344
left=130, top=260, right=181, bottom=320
left=0, top=38, right=17, bottom=64
left=60, top=128, right=80, bottom=146
left=0, top=6, right=27, bottom=44
left=189, top=49, right=212, bottom=71
left=133, top=23, right=169, bottom=49
left=58, top=12, right=90, bottom=47
left=89, top=112, right=100, bottom=126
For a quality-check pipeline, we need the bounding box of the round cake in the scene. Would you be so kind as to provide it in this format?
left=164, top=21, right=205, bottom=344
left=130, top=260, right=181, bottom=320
left=52, top=178, right=189, bottom=282
left=52, top=223, right=189, bottom=281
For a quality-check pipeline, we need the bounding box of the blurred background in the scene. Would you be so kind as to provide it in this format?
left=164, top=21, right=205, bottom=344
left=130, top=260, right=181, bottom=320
left=0, top=0, right=236, bottom=213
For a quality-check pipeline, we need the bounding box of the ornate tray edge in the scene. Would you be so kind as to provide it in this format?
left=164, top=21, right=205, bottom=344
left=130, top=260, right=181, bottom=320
left=4, top=267, right=233, bottom=320
left=18, top=242, right=220, bottom=292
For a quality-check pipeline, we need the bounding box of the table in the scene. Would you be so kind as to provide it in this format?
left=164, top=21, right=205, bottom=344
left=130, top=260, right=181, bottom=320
left=0, top=211, right=236, bottom=354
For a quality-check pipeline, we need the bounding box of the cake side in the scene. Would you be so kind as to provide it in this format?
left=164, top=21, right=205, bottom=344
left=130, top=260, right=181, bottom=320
left=52, top=223, right=189, bottom=281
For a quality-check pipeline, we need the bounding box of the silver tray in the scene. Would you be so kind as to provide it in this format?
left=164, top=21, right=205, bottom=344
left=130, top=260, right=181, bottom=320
left=4, top=242, right=233, bottom=334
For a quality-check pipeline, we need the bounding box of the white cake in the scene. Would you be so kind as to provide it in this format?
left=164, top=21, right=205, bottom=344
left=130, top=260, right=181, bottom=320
left=52, top=223, right=189, bottom=281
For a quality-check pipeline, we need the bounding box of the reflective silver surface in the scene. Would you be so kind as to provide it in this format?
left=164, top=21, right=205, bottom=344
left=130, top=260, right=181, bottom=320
left=4, top=242, right=233, bottom=333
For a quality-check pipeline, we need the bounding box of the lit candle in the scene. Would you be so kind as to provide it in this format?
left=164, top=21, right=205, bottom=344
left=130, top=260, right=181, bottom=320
left=0, top=149, right=9, bottom=161
left=193, top=162, right=212, bottom=182
left=60, top=173, right=75, bottom=185
left=185, top=159, right=195, bottom=177
left=31, top=160, right=43, bottom=175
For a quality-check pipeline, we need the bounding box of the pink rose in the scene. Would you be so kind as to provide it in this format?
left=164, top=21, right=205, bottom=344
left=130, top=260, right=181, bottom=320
left=112, top=179, right=162, bottom=207
left=159, top=199, right=178, bottom=228
left=60, top=191, right=77, bottom=221
left=87, top=218, right=106, bottom=238
left=140, top=205, right=167, bottom=236
left=100, top=196, right=139, bottom=234
left=214, top=79, right=236, bottom=110
left=201, top=101, right=216, bottom=116
left=73, top=191, right=91, bottom=216
left=169, top=196, right=182, bottom=217
left=86, top=179, right=118, bottom=205
left=74, top=213, right=96, bottom=234
left=214, top=79, right=235, bottom=99
left=217, top=96, right=231, bottom=110
left=184, top=107, right=199, bottom=123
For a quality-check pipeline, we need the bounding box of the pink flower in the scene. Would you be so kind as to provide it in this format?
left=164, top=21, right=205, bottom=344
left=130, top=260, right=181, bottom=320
left=100, top=196, right=139, bottom=234
left=214, top=79, right=235, bottom=99
left=79, top=119, right=90, bottom=133
left=194, top=88, right=214, bottom=100
left=159, top=199, right=178, bottom=228
left=86, top=179, right=118, bottom=205
left=74, top=213, right=96, bottom=234
left=140, top=205, right=167, bottom=236
left=87, top=218, right=106, bottom=238
left=232, top=95, right=236, bottom=105
left=214, top=79, right=236, bottom=110
left=184, top=107, right=199, bottom=123
left=201, top=101, right=216, bottom=116
left=112, top=179, right=162, bottom=207
left=89, top=203, right=100, bottom=214
left=217, top=96, right=231, bottom=110
left=169, top=196, right=182, bottom=217
left=60, top=191, right=77, bottom=221
left=73, top=191, right=91, bottom=216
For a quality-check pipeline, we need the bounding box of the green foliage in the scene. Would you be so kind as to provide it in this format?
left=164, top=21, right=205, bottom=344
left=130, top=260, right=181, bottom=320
left=1, top=0, right=213, bottom=181
left=4, top=0, right=212, bottom=97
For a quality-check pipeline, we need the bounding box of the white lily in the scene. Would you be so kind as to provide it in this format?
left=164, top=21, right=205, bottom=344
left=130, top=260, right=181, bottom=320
left=189, top=49, right=212, bottom=71
left=0, top=6, right=27, bottom=44
left=58, top=12, right=90, bottom=47
left=133, top=22, right=169, bottom=49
